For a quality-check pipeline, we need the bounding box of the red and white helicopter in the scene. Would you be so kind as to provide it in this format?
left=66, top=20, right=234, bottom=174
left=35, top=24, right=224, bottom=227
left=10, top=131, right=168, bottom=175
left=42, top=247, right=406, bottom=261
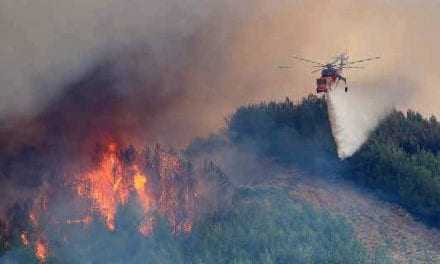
left=279, top=53, right=380, bottom=93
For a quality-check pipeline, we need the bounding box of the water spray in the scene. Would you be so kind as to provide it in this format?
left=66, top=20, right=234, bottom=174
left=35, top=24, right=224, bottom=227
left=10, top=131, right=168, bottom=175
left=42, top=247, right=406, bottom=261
left=326, top=82, right=392, bottom=159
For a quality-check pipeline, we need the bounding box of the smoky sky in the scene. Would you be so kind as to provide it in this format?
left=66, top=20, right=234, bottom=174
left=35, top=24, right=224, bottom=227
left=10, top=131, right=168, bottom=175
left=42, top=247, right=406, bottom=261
left=1, top=0, right=440, bottom=145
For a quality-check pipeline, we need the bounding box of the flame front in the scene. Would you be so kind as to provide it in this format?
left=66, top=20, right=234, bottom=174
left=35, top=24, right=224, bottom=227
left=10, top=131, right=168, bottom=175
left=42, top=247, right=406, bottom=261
left=35, top=239, right=48, bottom=263
left=76, top=142, right=131, bottom=230
left=19, top=140, right=197, bottom=263
left=133, top=166, right=154, bottom=235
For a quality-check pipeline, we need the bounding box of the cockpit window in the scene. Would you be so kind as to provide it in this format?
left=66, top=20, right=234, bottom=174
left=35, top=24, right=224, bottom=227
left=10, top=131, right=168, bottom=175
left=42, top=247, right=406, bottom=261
left=317, top=78, right=327, bottom=85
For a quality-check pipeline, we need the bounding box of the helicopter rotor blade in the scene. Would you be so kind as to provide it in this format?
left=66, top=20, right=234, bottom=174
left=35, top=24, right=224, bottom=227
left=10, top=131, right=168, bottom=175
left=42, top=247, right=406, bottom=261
left=313, top=63, right=339, bottom=68
left=342, top=66, right=365, bottom=69
left=347, top=56, right=380, bottom=65
left=291, top=56, right=325, bottom=66
left=278, top=65, right=292, bottom=69
left=339, top=65, right=365, bottom=69
left=311, top=69, right=322, bottom=73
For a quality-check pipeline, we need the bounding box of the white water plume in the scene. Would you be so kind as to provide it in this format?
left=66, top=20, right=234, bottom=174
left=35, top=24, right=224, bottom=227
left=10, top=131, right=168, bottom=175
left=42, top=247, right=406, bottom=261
left=326, top=81, right=394, bottom=159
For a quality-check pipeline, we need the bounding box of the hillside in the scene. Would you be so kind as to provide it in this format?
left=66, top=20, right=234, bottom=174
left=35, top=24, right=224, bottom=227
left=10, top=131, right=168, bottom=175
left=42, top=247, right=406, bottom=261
left=187, top=95, right=440, bottom=263
left=2, top=95, right=439, bottom=263
left=287, top=169, right=440, bottom=263
left=221, top=95, right=440, bottom=227
left=0, top=139, right=381, bottom=263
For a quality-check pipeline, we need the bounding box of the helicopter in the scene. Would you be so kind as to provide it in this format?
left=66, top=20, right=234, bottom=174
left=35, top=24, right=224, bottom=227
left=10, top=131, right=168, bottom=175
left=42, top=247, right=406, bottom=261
left=279, top=53, right=380, bottom=93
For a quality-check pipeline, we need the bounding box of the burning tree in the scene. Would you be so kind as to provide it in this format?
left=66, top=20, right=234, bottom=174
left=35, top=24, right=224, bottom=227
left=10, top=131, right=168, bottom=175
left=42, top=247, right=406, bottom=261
left=18, top=140, right=199, bottom=262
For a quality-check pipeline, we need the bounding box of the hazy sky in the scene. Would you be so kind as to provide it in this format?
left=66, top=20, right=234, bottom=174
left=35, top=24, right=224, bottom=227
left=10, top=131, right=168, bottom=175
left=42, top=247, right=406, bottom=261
left=1, top=0, right=440, bottom=140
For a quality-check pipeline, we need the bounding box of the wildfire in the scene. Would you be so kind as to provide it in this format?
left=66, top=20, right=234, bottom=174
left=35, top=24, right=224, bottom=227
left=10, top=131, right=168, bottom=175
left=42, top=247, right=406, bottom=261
left=133, top=165, right=154, bottom=235
left=18, top=139, right=197, bottom=262
left=20, top=232, right=29, bottom=247
left=35, top=239, right=48, bottom=263
left=133, top=166, right=151, bottom=211
left=76, top=141, right=131, bottom=231
left=29, top=213, right=38, bottom=227
left=74, top=141, right=167, bottom=235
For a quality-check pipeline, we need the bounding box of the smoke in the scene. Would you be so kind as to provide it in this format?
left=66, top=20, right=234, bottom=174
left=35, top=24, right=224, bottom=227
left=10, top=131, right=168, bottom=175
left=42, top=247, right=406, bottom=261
left=1, top=196, right=186, bottom=264
left=2, top=0, right=440, bottom=138
left=327, top=78, right=413, bottom=159
left=187, top=135, right=283, bottom=186
left=0, top=0, right=439, bottom=260
left=0, top=44, right=206, bottom=255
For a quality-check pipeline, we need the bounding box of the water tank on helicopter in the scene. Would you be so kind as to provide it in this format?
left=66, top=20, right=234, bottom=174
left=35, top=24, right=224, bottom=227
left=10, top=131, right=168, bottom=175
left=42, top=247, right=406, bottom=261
left=316, top=77, right=330, bottom=93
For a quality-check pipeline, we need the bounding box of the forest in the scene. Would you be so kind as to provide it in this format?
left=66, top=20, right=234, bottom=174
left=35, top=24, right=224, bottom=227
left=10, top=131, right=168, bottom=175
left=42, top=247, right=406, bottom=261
left=226, top=95, right=440, bottom=227
left=5, top=94, right=439, bottom=263
left=1, top=187, right=383, bottom=263
left=0, top=95, right=398, bottom=263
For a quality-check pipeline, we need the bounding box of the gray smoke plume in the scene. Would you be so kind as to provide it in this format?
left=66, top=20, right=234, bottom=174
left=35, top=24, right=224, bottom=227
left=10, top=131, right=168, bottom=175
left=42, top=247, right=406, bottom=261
left=0, top=0, right=437, bottom=261
left=2, top=0, right=440, bottom=135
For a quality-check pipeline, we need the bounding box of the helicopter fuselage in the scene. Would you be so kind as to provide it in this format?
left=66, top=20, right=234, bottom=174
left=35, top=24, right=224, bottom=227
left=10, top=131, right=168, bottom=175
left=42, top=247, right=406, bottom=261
left=316, top=67, right=346, bottom=93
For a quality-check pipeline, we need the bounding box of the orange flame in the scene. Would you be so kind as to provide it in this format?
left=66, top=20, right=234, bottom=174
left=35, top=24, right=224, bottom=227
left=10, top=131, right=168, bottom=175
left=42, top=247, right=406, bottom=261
left=20, top=232, right=29, bottom=247
left=29, top=212, right=38, bottom=227
left=133, top=166, right=151, bottom=212
left=35, top=239, right=48, bottom=263
left=76, top=142, right=130, bottom=231
left=22, top=140, right=197, bottom=262
left=76, top=141, right=156, bottom=233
